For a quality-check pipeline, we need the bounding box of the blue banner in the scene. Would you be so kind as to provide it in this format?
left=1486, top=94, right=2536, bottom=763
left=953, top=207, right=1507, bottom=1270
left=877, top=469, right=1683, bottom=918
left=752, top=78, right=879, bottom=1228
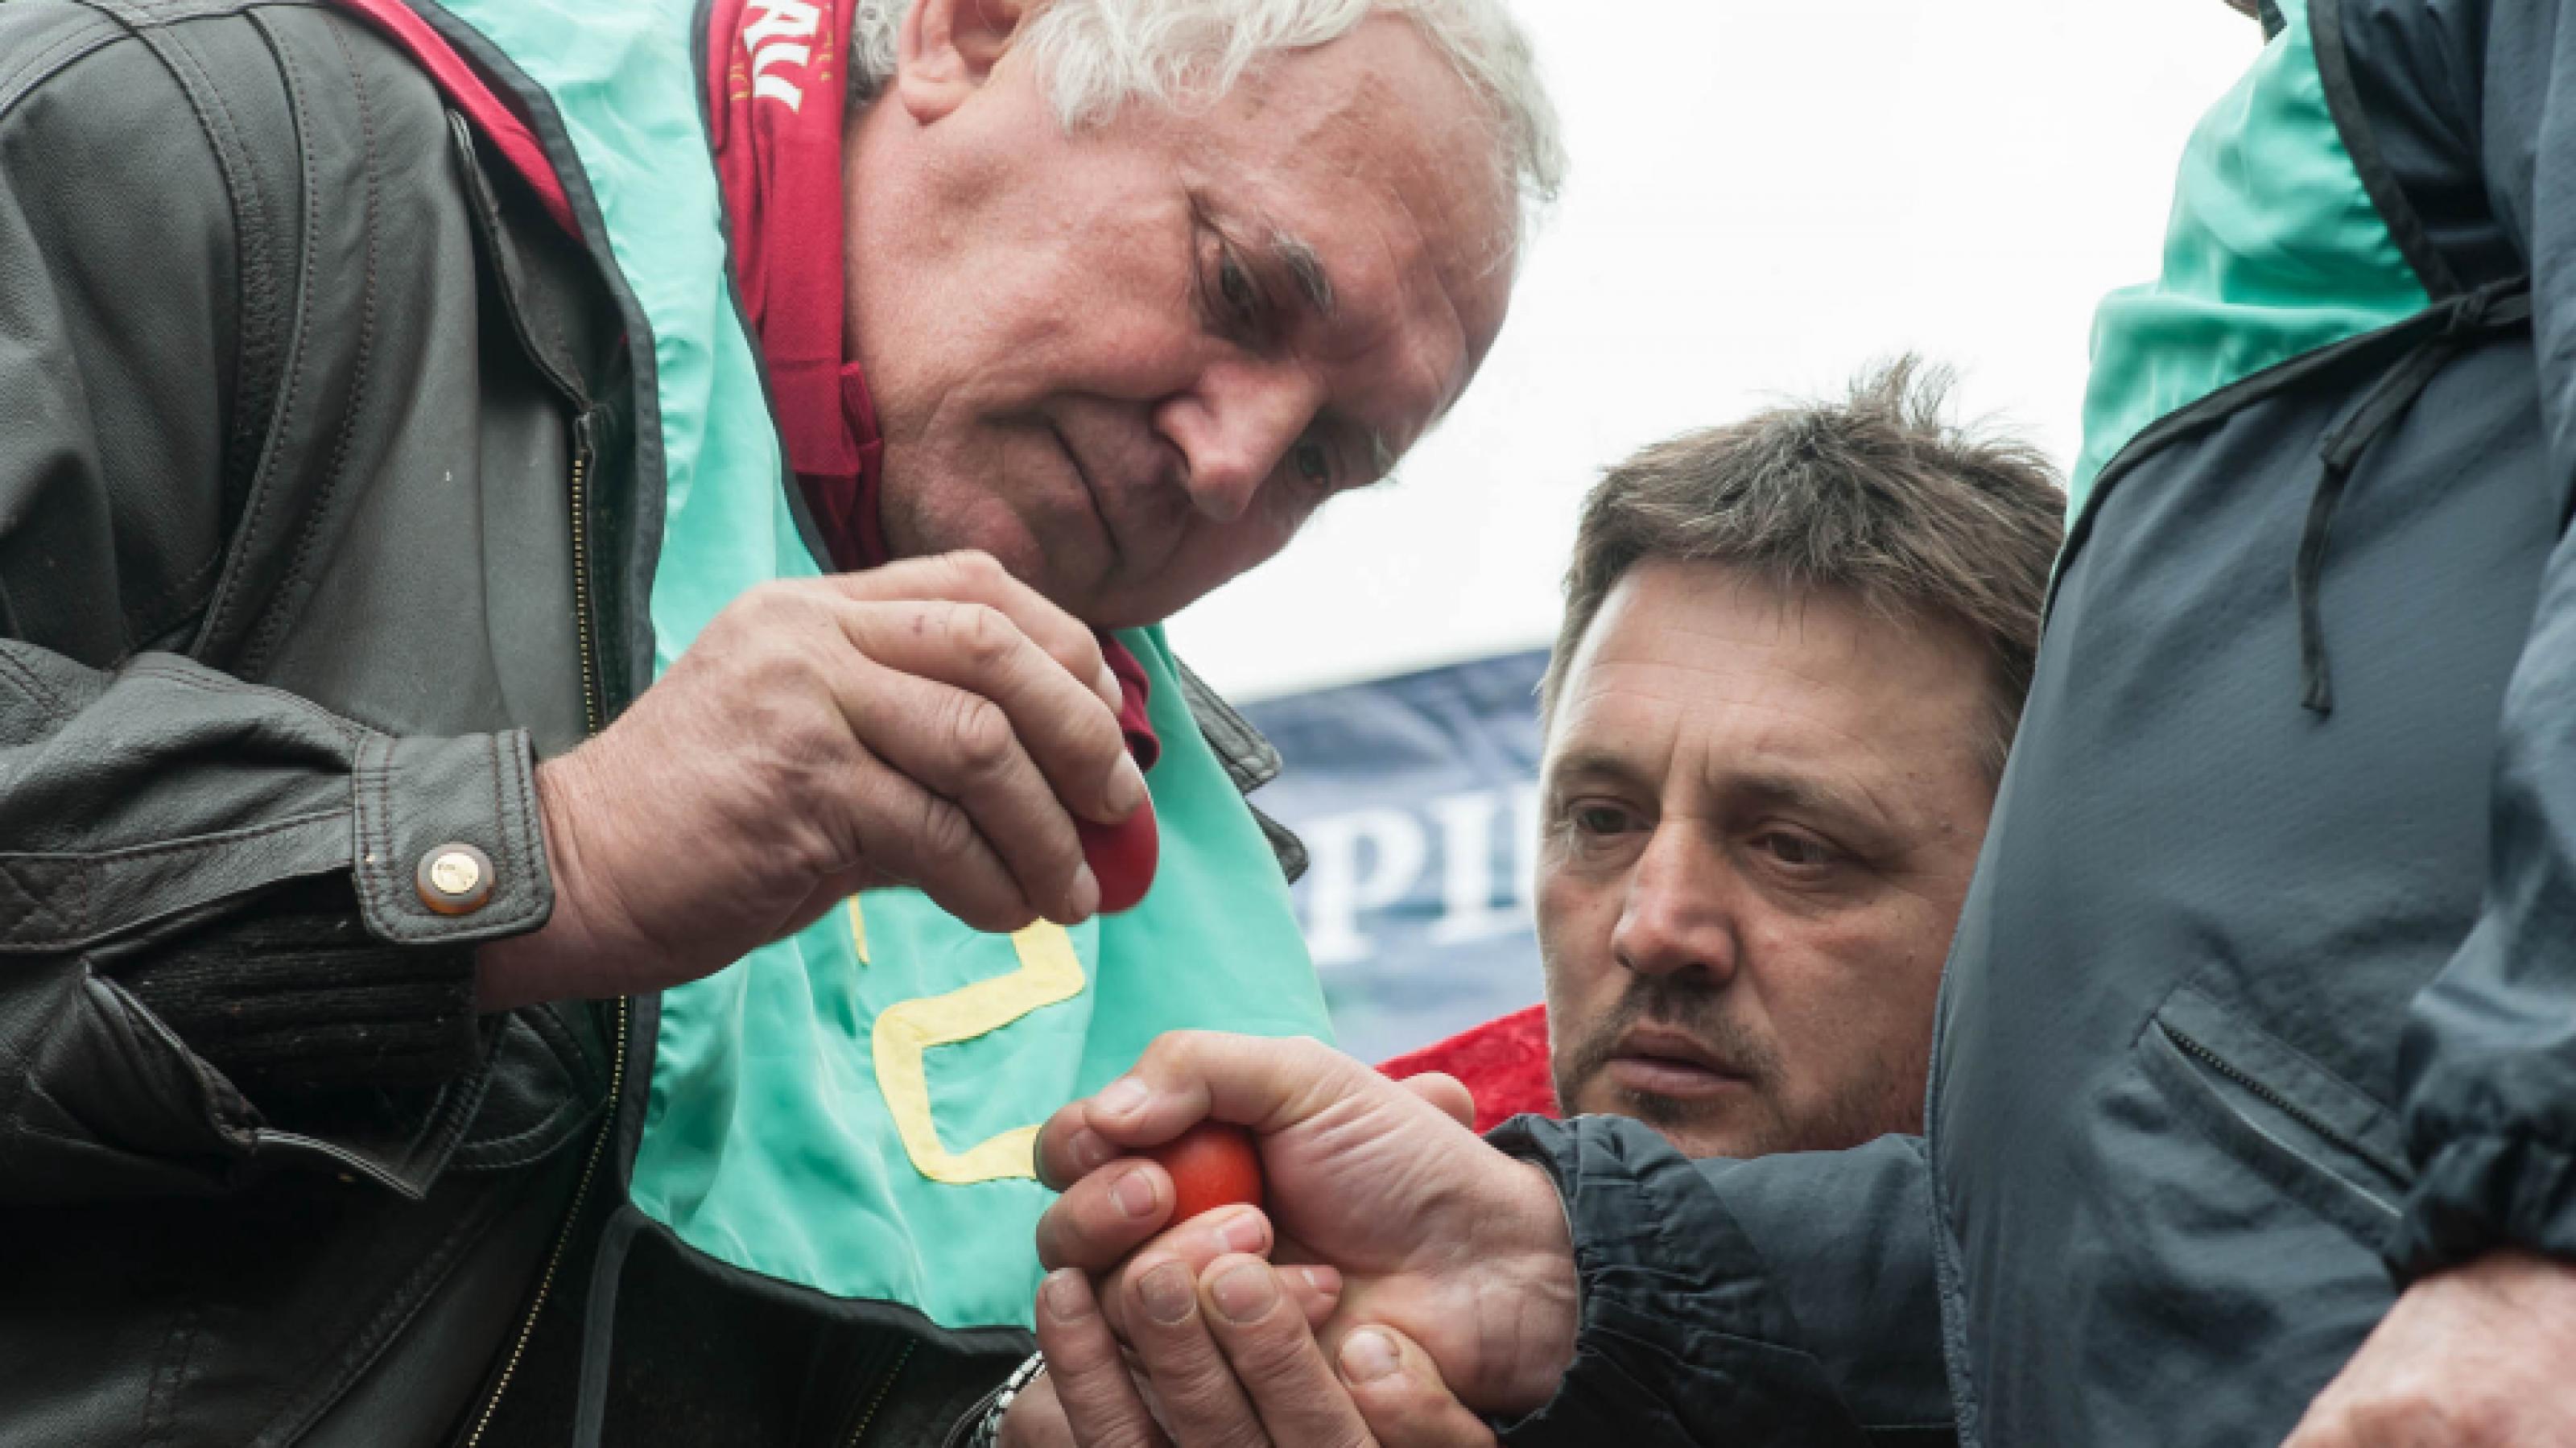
left=1236, top=650, right=1550, bottom=1065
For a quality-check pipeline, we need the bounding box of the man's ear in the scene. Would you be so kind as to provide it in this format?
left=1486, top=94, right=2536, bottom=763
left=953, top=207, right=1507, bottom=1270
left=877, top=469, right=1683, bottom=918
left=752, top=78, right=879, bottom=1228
left=895, top=0, right=1036, bottom=123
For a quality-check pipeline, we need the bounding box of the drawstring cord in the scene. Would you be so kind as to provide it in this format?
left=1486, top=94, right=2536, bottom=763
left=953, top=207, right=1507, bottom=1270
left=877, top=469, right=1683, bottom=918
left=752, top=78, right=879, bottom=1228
left=2295, top=277, right=2529, bottom=715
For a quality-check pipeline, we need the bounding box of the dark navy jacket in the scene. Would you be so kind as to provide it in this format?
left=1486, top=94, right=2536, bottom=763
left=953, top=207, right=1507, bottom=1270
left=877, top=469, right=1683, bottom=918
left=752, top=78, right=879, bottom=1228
left=1497, top=2, right=2576, bottom=1442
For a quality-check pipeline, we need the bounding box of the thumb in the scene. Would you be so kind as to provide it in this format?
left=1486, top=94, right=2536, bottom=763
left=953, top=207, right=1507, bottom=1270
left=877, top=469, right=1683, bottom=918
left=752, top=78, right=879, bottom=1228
left=1331, top=1325, right=1500, bottom=1448
left=1074, top=1031, right=1391, bottom=1146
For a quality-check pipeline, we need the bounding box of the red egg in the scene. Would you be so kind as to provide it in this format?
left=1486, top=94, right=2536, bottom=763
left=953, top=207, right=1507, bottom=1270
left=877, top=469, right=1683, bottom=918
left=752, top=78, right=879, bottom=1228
left=1075, top=794, right=1159, bottom=914
left=1145, top=1121, right=1265, bottom=1224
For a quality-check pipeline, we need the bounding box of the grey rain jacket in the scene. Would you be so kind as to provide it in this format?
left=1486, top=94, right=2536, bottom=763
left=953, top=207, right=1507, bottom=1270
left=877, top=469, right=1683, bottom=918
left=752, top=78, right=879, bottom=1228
left=1494, top=2, right=2576, bottom=1443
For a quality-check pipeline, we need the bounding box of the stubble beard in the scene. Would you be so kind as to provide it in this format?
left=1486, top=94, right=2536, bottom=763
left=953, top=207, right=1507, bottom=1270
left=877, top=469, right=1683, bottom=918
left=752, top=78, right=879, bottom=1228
left=1551, top=974, right=1917, bottom=1160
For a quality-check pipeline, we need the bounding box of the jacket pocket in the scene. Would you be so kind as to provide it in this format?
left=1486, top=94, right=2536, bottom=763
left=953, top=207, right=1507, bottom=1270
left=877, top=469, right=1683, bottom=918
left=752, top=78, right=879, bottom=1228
left=2137, top=984, right=2412, bottom=1245
left=448, top=1005, right=605, bottom=1173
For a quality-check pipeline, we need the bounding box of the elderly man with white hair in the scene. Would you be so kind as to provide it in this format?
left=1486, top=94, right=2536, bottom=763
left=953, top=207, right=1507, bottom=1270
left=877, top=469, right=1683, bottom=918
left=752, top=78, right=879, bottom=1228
left=0, top=0, right=1558, bottom=1442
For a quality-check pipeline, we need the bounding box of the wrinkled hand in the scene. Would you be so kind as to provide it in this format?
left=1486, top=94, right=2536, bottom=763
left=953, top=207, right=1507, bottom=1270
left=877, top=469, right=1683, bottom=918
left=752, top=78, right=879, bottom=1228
left=1005, top=1257, right=1493, bottom=1448
left=2283, top=1250, right=2576, bottom=1446
left=477, top=551, right=1141, bottom=1008
left=1030, top=1033, right=1579, bottom=1423
left=1003, top=1075, right=1501, bottom=1447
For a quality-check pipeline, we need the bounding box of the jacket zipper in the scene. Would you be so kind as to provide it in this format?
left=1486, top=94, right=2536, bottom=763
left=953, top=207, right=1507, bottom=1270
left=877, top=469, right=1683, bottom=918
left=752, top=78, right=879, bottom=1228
left=568, top=410, right=605, bottom=732
left=460, top=410, right=625, bottom=1448
left=2159, top=1023, right=2400, bottom=1218
left=840, top=1341, right=915, bottom=1447
left=460, top=999, right=627, bottom=1447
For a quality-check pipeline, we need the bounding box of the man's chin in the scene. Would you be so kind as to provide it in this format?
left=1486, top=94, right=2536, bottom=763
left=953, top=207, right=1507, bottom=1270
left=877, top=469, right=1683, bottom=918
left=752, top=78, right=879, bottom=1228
left=1571, top=1080, right=1775, bottom=1160
left=882, top=513, right=1182, bottom=628
left=882, top=478, right=1253, bottom=627
left=880, top=529, right=1093, bottom=622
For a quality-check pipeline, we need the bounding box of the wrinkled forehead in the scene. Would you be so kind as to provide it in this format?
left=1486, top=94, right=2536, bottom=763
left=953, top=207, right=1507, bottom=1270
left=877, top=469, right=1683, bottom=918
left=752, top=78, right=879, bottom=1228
left=1542, top=563, right=1992, bottom=786
left=1177, top=17, right=1521, bottom=361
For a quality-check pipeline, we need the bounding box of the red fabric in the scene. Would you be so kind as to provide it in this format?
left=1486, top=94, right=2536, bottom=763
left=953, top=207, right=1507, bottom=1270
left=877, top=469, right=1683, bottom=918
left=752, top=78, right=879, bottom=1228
left=704, top=0, right=877, bottom=567
left=327, top=0, right=579, bottom=237
left=702, top=0, right=1158, bottom=763
left=1379, top=1005, right=1559, bottom=1135
left=1104, top=640, right=1162, bottom=771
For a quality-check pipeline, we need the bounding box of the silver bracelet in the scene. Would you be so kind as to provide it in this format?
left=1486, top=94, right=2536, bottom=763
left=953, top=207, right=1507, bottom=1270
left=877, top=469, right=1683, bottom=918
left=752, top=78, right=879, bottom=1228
left=968, top=1351, right=1049, bottom=1448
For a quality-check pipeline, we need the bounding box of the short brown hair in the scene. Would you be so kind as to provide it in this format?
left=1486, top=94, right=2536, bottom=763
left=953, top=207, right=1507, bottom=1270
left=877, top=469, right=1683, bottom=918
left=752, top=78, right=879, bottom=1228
left=1540, top=359, right=2065, bottom=774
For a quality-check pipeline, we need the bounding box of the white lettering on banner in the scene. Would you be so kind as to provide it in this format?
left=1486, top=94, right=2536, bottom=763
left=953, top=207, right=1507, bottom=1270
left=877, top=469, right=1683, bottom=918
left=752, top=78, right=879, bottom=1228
left=1427, top=786, right=1540, bottom=946
left=1294, top=782, right=1538, bottom=967
left=1300, top=808, right=1429, bottom=967
left=742, top=0, right=823, bottom=110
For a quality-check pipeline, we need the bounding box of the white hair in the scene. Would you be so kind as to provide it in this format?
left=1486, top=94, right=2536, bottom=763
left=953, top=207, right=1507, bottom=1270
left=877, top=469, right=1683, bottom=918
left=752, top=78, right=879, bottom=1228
left=848, top=0, right=1564, bottom=239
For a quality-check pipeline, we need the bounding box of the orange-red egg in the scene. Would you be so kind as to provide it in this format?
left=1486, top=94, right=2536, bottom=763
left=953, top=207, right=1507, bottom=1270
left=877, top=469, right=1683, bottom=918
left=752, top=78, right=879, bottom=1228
left=1146, top=1121, right=1264, bottom=1224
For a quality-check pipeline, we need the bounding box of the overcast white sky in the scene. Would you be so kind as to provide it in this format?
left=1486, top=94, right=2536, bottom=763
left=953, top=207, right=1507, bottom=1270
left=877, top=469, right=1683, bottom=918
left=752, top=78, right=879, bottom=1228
left=1169, top=2, right=2262, bottom=699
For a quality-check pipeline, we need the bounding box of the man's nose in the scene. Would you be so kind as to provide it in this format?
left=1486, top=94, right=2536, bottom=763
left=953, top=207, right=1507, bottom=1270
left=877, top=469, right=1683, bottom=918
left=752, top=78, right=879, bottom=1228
left=1158, top=361, right=1319, bottom=524
left=1609, top=827, right=1740, bottom=984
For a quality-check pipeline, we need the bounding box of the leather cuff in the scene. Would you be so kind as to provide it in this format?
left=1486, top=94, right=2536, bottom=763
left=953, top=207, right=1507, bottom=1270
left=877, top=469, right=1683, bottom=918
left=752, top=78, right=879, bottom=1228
left=350, top=728, right=553, bottom=945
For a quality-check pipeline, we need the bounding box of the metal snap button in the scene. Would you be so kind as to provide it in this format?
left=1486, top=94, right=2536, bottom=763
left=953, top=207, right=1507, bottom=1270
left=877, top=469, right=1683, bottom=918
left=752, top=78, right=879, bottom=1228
left=417, top=843, right=497, bottom=915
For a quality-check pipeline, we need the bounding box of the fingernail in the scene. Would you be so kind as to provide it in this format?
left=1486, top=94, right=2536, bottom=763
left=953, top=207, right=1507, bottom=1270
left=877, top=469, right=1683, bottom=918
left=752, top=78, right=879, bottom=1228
left=1042, top=1269, right=1091, bottom=1322
left=1067, top=1128, right=1113, bottom=1176
left=1104, top=755, right=1146, bottom=817
left=1340, top=1328, right=1401, bottom=1384
left=1215, top=1209, right=1266, bottom=1256
left=1210, top=1261, right=1277, bottom=1322
left=1298, top=1265, right=1343, bottom=1297
left=1096, top=1076, right=1149, bottom=1120
left=1067, top=863, right=1101, bottom=919
left=1096, top=660, right=1122, bottom=708
left=1111, top=1166, right=1158, bottom=1219
left=1140, top=1262, right=1195, bottom=1324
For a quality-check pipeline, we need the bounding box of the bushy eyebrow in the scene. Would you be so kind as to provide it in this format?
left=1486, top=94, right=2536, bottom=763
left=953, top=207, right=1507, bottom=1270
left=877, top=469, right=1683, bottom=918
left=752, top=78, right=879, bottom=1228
left=1261, top=227, right=1406, bottom=482
left=1199, top=197, right=1402, bottom=484
left=1545, top=753, right=1889, bottom=835
left=1542, top=748, right=1653, bottom=795
left=1731, top=772, right=1882, bottom=831
left=1269, top=229, right=1336, bottom=320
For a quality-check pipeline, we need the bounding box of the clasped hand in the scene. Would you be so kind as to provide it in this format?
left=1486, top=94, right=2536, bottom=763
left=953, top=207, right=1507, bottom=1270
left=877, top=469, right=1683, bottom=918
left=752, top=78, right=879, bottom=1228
left=1001, top=1032, right=1583, bottom=1447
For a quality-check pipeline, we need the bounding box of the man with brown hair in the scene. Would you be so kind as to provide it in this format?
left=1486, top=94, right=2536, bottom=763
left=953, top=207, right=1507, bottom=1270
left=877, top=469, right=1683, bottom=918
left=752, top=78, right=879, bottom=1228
left=993, top=361, right=2064, bottom=1446
left=1530, top=361, right=2059, bottom=1164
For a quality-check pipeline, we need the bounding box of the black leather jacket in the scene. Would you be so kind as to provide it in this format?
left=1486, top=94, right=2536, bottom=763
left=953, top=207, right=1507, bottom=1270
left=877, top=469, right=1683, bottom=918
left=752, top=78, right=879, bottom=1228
left=1, top=0, right=653, bottom=1441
